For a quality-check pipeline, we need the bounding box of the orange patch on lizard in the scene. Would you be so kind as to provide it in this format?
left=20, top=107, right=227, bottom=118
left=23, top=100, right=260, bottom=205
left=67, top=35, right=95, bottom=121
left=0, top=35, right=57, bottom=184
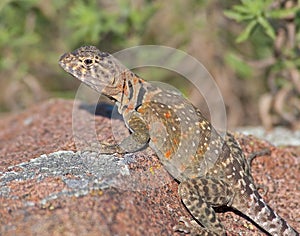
left=179, top=164, right=187, bottom=172
left=173, top=138, right=179, bottom=145
left=133, top=76, right=140, bottom=84
left=138, top=107, right=145, bottom=113
left=164, top=111, right=172, bottom=119
left=164, top=150, right=173, bottom=159
left=127, top=104, right=134, bottom=110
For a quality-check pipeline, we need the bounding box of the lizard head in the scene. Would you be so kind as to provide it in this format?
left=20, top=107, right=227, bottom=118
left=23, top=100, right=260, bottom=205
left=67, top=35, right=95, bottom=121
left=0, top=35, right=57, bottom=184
left=59, top=45, right=126, bottom=94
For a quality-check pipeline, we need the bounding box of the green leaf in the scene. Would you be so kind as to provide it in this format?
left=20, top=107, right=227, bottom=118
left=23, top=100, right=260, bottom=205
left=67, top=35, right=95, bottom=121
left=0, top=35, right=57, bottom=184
left=257, top=16, right=275, bottom=39
left=267, top=7, right=300, bottom=19
left=225, top=52, right=253, bottom=78
left=232, top=4, right=251, bottom=14
left=236, top=20, right=257, bottom=43
left=224, top=10, right=254, bottom=22
left=223, top=10, right=244, bottom=21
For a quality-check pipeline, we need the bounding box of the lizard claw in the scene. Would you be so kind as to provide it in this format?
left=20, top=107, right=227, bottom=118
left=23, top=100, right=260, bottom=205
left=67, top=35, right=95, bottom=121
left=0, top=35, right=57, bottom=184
left=173, top=216, right=192, bottom=233
left=173, top=216, right=201, bottom=234
left=247, top=148, right=270, bottom=167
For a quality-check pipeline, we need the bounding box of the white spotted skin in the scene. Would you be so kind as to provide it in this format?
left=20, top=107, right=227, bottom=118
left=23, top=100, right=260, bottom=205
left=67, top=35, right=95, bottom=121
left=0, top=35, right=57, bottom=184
left=59, top=46, right=299, bottom=236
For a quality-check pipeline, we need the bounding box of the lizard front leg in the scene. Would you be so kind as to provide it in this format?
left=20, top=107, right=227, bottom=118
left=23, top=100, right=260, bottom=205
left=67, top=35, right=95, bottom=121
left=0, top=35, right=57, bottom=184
left=99, top=111, right=150, bottom=154
left=175, top=177, right=234, bottom=236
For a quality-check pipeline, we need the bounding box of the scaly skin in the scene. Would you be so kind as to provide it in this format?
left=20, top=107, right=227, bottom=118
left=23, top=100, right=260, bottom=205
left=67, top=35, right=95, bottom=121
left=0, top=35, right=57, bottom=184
left=59, top=46, right=299, bottom=236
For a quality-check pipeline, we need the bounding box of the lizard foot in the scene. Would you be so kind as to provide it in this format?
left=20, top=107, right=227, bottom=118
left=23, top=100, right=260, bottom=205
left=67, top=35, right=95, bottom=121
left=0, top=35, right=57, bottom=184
left=174, top=216, right=219, bottom=236
left=247, top=148, right=271, bottom=196
left=173, top=216, right=198, bottom=234
left=247, top=148, right=270, bottom=167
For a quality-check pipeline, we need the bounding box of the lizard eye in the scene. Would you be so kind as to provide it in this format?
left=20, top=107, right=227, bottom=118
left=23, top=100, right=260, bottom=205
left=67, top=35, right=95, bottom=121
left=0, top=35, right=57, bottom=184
left=84, top=59, right=93, bottom=65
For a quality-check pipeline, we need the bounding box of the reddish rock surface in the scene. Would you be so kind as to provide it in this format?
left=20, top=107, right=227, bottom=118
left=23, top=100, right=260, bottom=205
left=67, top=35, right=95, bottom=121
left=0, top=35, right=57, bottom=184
left=0, top=99, right=299, bottom=235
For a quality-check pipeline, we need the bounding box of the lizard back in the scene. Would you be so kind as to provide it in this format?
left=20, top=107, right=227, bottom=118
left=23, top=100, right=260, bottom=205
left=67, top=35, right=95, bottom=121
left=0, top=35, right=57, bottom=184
left=59, top=46, right=299, bottom=235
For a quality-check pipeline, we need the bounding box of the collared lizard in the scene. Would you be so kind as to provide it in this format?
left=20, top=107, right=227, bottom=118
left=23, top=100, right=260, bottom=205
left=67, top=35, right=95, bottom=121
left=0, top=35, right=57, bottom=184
left=59, top=45, right=299, bottom=236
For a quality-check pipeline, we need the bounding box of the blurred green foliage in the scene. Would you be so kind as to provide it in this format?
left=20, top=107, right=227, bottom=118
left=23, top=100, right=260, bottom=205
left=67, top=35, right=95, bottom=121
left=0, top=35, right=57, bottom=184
left=225, top=0, right=300, bottom=128
left=224, top=0, right=299, bottom=42
left=0, top=0, right=157, bottom=111
left=67, top=0, right=156, bottom=46
left=224, top=0, right=300, bottom=81
left=1, top=0, right=298, bottom=127
left=0, top=0, right=156, bottom=67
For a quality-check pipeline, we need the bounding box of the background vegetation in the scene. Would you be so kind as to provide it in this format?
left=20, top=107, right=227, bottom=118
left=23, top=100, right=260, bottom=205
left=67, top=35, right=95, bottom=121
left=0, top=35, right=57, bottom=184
left=0, top=0, right=299, bottom=128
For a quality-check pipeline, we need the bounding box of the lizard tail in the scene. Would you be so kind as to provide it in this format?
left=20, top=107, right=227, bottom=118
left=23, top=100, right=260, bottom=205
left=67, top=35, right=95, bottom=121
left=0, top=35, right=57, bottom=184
left=235, top=188, right=299, bottom=236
